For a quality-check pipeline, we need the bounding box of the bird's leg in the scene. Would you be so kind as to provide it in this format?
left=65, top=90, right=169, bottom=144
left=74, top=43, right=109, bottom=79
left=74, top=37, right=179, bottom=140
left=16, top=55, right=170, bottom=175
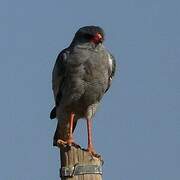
left=57, top=112, right=80, bottom=148
left=86, top=118, right=96, bottom=154
left=67, top=112, right=75, bottom=145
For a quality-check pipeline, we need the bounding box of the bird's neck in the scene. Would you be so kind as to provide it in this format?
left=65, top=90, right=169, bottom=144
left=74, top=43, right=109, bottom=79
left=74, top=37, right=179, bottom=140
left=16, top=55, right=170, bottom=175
left=70, top=41, right=103, bottom=51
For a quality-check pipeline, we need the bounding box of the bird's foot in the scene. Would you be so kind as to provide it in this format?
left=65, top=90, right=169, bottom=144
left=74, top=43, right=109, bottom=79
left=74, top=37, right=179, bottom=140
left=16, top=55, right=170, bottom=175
left=87, top=147, right=96, bottom=154
left=86, top=147, right=101, bottom=159
left=67, top=138, right=74, bottom=146
left=57, top=139, right=80, bottom=148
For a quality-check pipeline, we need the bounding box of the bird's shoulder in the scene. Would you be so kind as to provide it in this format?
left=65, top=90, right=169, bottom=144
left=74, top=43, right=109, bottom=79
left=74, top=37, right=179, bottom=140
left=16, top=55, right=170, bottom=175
left=52, top=48, right=70, bottom=93
left=108, top=52, right=116, bottom=77
left=53, top=48, right=70, bottom=74
left=104, top=51, right=116, bottom=93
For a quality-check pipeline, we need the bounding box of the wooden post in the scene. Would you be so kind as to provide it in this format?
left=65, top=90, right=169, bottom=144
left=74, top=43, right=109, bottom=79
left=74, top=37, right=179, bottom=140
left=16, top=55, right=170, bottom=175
left=57, top=141, right=103, bottom=180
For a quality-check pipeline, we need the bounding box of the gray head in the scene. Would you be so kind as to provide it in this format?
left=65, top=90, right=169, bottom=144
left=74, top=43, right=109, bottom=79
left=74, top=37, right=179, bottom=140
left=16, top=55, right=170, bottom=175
left=71, top=26, right=105, bottom=45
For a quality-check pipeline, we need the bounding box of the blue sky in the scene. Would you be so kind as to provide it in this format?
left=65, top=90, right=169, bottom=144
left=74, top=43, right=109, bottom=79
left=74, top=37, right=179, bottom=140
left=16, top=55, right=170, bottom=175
left=0, top=0, right=180, bottom=179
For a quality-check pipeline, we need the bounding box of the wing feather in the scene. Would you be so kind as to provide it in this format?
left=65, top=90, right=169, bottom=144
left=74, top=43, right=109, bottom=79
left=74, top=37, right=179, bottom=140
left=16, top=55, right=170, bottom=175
left=50, top=49, right=69, bottom=119
left=105, top=53, right=116, bottom=92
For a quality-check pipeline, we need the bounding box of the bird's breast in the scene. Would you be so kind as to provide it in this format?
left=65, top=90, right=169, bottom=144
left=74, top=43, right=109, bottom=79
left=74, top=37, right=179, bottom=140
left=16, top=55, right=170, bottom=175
left=61, top=48, right=109, bottom=114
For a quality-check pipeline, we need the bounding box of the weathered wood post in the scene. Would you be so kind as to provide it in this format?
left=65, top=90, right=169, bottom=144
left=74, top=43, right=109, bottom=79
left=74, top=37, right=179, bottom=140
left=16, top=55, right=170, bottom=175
left=57, top=141, right=103, bottom=180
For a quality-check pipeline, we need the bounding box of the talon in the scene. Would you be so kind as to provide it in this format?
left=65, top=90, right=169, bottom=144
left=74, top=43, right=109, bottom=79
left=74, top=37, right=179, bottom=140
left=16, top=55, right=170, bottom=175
left=86, top=147, right=101, bottom=158
left=67, top=138, right=74, bottom=146
left=57, top=138, right=74, bottom=146
left=57, top=139, right=81, bottom=148
left=57, top=139, right=68, bottom=145
left=87, top=147, right=96, bottom=154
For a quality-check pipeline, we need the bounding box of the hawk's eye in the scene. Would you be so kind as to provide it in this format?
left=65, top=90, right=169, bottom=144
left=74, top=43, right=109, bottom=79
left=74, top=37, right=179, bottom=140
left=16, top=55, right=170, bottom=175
left=83, top=33, right=103, bottom=44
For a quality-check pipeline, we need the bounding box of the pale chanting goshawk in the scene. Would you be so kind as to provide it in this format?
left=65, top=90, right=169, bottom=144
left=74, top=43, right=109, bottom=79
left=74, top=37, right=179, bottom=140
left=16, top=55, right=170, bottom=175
left=50, top=26, right=116, bottom=154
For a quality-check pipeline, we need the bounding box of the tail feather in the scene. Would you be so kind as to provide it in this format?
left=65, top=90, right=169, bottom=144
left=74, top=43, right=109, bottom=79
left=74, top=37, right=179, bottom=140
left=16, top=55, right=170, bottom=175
left=50, top=107, right=56, bottom=119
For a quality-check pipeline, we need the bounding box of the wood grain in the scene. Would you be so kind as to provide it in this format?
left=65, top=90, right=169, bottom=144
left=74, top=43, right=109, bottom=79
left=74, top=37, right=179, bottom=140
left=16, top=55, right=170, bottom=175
left=58, top=142, right=103, bottom=180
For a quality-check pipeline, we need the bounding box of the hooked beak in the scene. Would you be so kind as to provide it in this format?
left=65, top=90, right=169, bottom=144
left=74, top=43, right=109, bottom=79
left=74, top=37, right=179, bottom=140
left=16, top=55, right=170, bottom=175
left=91, top=33, right=103, bottom=44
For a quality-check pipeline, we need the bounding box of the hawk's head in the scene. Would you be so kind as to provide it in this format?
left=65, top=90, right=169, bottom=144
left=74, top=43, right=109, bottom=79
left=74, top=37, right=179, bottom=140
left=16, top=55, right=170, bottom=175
left=72, top=26, right=105, bottom=45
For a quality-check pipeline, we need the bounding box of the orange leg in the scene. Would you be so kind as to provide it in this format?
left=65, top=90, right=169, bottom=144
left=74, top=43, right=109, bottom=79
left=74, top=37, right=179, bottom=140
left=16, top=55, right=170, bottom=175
left=86, top=118, right=95, bottom=154
left=67, top=112, right=75, bottom=145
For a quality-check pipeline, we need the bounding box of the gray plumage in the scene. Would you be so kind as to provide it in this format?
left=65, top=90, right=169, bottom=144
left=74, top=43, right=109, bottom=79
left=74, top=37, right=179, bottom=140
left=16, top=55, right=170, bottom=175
left=50, top=26, right=116, bottom=146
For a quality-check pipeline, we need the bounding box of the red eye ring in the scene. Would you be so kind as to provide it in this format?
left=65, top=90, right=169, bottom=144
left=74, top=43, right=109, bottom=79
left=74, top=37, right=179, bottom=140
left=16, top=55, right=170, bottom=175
left=91, top=33, right=103, bottom=44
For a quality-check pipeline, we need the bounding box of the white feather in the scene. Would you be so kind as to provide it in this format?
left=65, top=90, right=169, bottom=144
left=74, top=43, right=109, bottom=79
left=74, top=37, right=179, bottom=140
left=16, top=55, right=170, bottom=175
left=108, top=53, right=113, bottom=72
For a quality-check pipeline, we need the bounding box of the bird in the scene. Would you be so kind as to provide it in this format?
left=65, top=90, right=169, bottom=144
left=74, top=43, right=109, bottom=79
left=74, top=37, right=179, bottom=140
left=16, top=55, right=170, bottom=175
left=50, top=26, right=116, bottom=154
